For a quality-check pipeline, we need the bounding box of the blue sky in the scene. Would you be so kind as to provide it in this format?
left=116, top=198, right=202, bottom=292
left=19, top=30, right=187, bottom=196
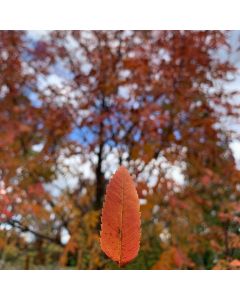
left=26, top=30, right=240, bottom=170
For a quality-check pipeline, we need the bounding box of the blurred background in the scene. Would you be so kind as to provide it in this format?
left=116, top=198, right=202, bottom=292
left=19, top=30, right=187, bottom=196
left=0, top=30, right=240, bottom=269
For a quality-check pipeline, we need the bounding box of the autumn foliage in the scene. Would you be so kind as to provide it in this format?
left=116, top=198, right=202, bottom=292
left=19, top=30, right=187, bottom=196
left=100, top=166, right=141, bottom=266
left=0, top=30, right=240, bottom=269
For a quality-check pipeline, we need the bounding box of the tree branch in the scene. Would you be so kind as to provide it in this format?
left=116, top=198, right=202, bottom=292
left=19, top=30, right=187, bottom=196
left=6, top=219, right=64, bottom=247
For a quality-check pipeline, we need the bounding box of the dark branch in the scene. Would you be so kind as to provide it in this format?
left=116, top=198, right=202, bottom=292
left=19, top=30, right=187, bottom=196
left=6, top=219, right=64, bottom=247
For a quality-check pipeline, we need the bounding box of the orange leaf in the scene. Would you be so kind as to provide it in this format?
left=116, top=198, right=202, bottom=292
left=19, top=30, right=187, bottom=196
left=100, top=166, right=141, bottom=267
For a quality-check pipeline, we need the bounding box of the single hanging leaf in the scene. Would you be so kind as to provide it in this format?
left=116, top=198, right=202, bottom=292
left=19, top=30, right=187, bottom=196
left=100, top=165, right=141, bottom=267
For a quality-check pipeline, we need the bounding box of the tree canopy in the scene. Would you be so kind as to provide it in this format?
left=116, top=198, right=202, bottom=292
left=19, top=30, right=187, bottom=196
left=0, top=30, right=240, bottom=269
